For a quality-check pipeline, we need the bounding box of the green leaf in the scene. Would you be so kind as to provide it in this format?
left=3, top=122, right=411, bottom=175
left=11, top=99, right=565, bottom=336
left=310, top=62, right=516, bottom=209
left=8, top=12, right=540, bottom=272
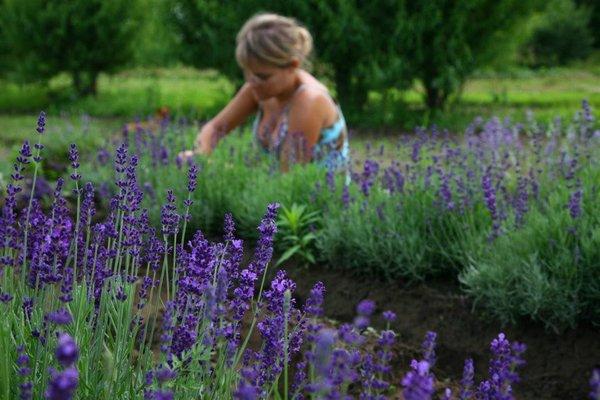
left=276, top=245, right=302, bottom=266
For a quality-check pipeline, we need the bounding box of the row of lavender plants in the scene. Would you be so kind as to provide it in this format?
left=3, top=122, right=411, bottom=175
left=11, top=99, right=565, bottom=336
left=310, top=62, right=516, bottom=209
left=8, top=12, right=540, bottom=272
left=6, top=113, right=596, bottom=399
left=72, top=102, right=600, bottom=331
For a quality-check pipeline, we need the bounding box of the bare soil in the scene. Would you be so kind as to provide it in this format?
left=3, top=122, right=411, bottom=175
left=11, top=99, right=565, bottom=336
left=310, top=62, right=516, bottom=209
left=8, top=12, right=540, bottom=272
left=280, top=264, right=600, bottom=400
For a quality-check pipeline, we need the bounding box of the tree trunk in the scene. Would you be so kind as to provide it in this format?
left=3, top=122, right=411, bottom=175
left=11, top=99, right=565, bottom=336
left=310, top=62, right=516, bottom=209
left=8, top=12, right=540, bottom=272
left=424, top=81, right=447, bottom=111
left=72, top=71, right=99, bottom=97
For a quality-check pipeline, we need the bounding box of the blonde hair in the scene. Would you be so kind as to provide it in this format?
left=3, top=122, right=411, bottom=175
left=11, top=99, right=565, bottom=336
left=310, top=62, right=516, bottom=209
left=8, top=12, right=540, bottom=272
left=235, top=13, right=313, bottom=70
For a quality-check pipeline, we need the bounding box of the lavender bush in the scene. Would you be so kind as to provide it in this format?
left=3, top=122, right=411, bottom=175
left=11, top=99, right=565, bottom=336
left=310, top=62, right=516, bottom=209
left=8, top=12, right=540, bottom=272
left=55, top=101, right=600, bottom=329
left=0, top=113, right=554, bottom=399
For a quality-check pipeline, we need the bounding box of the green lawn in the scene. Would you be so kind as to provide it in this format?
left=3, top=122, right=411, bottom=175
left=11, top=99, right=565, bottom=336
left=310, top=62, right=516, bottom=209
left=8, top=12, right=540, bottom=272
left=0, top=64, right=598, bottom=155
left=0, top=66, right=235, bottom=118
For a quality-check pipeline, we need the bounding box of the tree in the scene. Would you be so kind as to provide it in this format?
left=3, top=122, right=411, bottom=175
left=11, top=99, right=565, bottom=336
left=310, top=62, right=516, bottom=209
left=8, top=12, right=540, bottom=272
left=166, top=0, right=412, bottom=115
left=524, top=0, right=594, bottom=66
left=0, top=0, right=141, bottom=96
left=404, top=0, right=544, bottom=110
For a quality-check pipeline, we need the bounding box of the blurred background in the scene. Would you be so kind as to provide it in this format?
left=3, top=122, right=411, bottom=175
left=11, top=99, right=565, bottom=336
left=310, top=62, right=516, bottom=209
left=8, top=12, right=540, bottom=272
left=0, top=0, right=598, bottom=134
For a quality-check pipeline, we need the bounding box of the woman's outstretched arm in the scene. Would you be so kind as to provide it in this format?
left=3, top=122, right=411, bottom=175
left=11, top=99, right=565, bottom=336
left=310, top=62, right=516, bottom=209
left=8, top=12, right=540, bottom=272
left=191, top=83, right=259, bottom=155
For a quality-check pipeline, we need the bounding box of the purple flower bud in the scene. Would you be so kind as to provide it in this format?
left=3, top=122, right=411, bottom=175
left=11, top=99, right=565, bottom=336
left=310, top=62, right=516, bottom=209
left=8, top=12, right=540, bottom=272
left=567, top=189, right=583, bottom=219
left=382, top=310, right=397, bottom=322
left=304, top=281, right=325, bottom=317
left=590, top=368, right=600, bottom=400
left=46, top=309, right=73, bottom=325
left=154, top=390, right=174, bottom=400
left=356, top=299, right=376, bottom=316
left=44, top=367, right=78, bottom=400
left=37, top=111, right=46, bottom=134
left=353, top=315, right=370, bottom=330
left=55, top=333, right=78, bottom=368
left=401, top=360, right=434, bottom=400
left=422, top=331, right=437, bottom=367
left=68, top=144, right=80, bottom=170
left=187, top=163, right=198, bottom=193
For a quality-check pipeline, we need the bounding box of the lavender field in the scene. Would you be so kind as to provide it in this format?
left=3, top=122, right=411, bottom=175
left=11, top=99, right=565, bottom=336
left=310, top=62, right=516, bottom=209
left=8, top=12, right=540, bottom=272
left=1, top=104, right=599, bottom=399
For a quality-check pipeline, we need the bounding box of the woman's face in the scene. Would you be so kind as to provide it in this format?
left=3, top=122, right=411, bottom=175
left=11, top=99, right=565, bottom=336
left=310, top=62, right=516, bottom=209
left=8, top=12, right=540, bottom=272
left=243, top=59, right=298, bottom=101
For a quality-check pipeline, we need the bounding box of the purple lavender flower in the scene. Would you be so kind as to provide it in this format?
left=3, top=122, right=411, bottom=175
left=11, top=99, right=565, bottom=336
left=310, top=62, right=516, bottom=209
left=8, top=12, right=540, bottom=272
left=154, top=390, right=174, bottom=400
left=326, top=169, right=335, bottom=192
left=37, top=111, right=46, bottom=134
left=160, top=301, right=175, bottom=355
left=155, top=366, right=177, bottom=384
left=582, top=99, right=594, bottom=123
left=17, top=345, right=31, bottom=376
left=440, top=388, right=452, bottom=400
left=23, top=297, right=34, bottom=321
left=401, top=360, right=434, bottom=400
left=479, top=333, right=526, bottom=400
left=20, top=381, right=33, bottom=400
left=438, top=170, right=455, bottom=211
left=459, top=358, right=474, bottom=400
left=306, top=328, right=336, bottom=396
left=161, top=190, right=180, bottom=236
left=234, top=375, right=260, bottom=400
left=357, top=300, right=376, bottom=316
left=590, top=368, right=600, bottom=400
left=97, top=148, right=110, bottom=165
left=46, top=309, right=73, bottom=325
left=304, top=281, right=325, bottom=317
left=341, top=184, right=351, bottom=209
left=16, top=141, right=32, bottom=172
left=0, top=292, right=13, bottom=303
left=421, top=331, right=437, bottom=368
left=15, top=345, right=33, bottom=400
left=353, top=315, right=370, bottom=330
left=187, top=163, right=198, bottom=193
left=44, top=367, right=78, bottom=400
left=68, top=144, right=80, bottom=176
left=514, top=176, right=529, bottom=228
left=482, top=169, right=501, bottom=240
left=55, top=333, right=78, bottom=368
left=224, top=213, right=236, bottom=242
left=382, top=310, right=397, bottom=323
left=360, top=160, right=379, bottom=197
left=567, top=189, right=583, bottom=219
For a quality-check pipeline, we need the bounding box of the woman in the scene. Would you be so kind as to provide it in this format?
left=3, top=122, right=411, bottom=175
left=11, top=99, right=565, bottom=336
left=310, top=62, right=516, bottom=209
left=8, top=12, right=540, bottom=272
left=180, top=13, right=349, bottom=172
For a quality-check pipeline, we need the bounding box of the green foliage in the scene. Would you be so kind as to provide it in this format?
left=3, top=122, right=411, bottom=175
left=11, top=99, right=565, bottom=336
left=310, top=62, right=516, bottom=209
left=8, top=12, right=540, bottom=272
left=5, top=102, right=599, bottom=330
left=275, top=203, right=321, bottom=267
left=165, top=0, right=543, bottom=114
left=460, top=166, right=600, bottom=331
left=131, top=0, right=180, bottom=67
left=523, top=0, right=594, bottom=66
left=165, top=0, right=413, bottom=116
left=0, top=0, right=142, bottom=96
left=403, top=0, right=544, bottom=110
left=575, top=0, right=600, bottom=48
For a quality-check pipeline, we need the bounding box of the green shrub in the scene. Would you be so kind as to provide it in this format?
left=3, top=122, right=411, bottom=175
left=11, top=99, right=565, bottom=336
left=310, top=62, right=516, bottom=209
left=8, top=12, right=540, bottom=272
left=523, top=0, right=595, bottom=66
left=0, top=0, right=142, bottom=95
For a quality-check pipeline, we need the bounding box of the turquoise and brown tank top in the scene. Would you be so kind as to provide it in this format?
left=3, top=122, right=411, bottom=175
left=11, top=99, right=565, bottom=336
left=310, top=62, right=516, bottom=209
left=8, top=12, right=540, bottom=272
left=251, top=83, right=350, bottom=172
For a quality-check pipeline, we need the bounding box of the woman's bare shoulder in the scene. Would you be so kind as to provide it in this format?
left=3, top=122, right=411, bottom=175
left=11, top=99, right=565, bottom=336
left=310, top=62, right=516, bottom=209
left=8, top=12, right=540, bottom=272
left=298, top=70, right=332, bottom=95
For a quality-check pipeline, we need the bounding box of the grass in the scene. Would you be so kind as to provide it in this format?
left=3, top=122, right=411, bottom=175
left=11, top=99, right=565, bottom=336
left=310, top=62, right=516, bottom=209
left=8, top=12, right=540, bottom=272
left=0, top=64, right=599, bottom=133
left=0, top=66, right=235, bottom=118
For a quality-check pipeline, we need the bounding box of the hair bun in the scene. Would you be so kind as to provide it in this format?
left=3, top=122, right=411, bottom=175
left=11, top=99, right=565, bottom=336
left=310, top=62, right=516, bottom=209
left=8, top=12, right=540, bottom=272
left=296, top=26, right=313, bottom=58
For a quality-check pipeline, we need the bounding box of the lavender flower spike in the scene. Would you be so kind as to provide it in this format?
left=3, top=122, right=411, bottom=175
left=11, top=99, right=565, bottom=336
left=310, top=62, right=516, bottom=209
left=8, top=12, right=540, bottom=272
left=37, top=111, right=46, bottom=134
left=401, top=360, right=435, bottom=400
left=56, top=333, right=79, bottom=368
left=590, top=368, right=600, bottom=400
left=44, top=367, right=78, bottom=400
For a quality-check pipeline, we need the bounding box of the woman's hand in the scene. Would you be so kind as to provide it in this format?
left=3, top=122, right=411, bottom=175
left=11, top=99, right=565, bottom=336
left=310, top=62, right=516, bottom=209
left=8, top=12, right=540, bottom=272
left=194, top=122, right=218, bottom=155
left=178, top=122, right=218, bottom=162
